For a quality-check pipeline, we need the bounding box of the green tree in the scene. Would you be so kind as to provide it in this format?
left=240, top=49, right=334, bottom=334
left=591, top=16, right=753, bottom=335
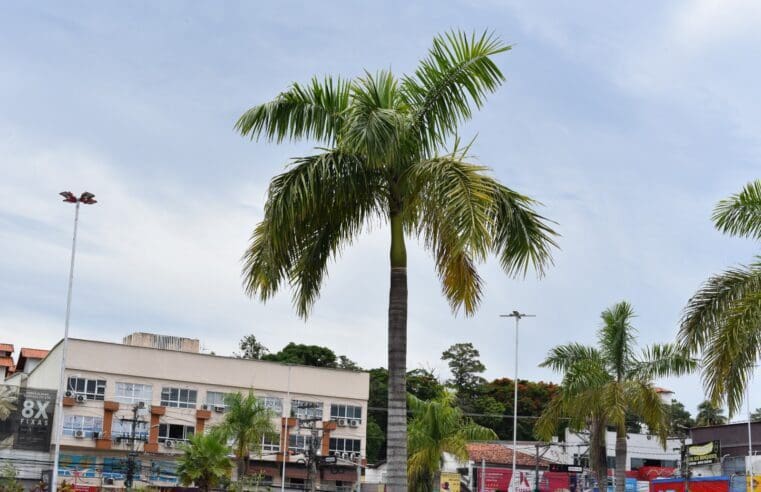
left=480, top=378, right=558, bottom=440
left=441, top=342, right=486, bottom=409
left=668, top=399, right=695, bottom=435
left=695, top=400, right=727, bottom=426
left=535, top=301, right=697, bottom=492
left=236, top=334, right=269, bottom=359
left=407, top=391, right=496, bottom=492
left=338, top=355, right=361, bottom=370
left=236, top=31, right=558, bottom=490
left=678, top=180, right=761, bottom=415
left=0, top=464, right=23, bottom=492
left=366, top=416, right=386, bottom=464
left=751, top=408, right=761, bottom=422
left=177, top=432, right=233, bottom=492
left=262, top=342, right=338, bottom=367
left=215, top=391, right=277, bottom=479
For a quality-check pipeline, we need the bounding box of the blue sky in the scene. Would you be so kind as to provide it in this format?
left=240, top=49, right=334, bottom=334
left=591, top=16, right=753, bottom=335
left=1, top=1, right=759, bottom=417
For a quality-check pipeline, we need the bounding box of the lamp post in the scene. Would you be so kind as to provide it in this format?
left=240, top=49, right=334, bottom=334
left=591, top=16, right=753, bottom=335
left=500, top=311, right=535, bottom=492
left=51, top=191, right=97, bottom=492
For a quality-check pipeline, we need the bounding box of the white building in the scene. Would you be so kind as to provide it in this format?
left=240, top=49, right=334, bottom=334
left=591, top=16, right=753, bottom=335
left=2, top=333, right=369, bottom=490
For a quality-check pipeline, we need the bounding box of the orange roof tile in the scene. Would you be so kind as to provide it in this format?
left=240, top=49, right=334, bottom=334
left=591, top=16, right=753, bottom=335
left=467, top=443, right=553, bottom=467
left=0, top=344, right=13, bottom=353
left=0, top=357, right=13, bottom=368
left=20, top=348, right=49, bottom=359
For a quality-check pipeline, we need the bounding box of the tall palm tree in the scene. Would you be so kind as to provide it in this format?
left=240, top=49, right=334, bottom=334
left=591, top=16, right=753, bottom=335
left=177, top=432, right=233, bottom=492
left=535, top=301, right=697, bottom=492
left=678, top=180, right=761, bottom=415
left=235, top=30, right=558, bottom=491
left=407, top=391, right=496, bottom=492
left=214, top=392, right=277, bottom=479
left=695, top=400, right=727, bottom=426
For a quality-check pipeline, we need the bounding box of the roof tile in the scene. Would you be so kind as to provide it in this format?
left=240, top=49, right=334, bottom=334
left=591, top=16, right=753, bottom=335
left=467, top=443, right=553, bottom=467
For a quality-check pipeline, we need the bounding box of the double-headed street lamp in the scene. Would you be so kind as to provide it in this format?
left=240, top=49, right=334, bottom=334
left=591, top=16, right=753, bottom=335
left=51, top=192, right=97, bottom=492
left=500, top=311, right=535, bottom=492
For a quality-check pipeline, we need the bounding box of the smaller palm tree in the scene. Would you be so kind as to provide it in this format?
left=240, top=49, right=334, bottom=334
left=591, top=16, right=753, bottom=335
left=695, top=400, right=727, bottom=426
left=407, top=391, right=496, bottom=492
left=214, top=391, right=278, bottom=479
left=177, top=432, right=233, bottom=492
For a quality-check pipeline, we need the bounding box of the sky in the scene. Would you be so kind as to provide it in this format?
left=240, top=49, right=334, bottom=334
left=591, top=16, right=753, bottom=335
left=1, top=1, right=759, bottom=418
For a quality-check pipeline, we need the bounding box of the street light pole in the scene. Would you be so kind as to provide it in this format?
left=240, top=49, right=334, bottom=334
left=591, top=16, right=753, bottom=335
left=500, top=311, right=535, bottom=492
left=51, top=192, right=97, bottom=492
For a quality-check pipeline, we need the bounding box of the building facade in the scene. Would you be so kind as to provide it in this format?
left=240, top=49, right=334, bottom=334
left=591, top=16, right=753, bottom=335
left=5, top=334, right=369, bottom=490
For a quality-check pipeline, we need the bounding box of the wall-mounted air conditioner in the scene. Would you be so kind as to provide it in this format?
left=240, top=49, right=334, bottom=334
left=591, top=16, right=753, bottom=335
left=75, top=394, right=87, bottom=403
left=164, top=439, right=175, bottom=448
left=337, top=418, right=347, bottom=427
left=64, top=390, right=74, bottom=398
left=201, top=404, right=209, bottom=410
left=349, top=419, right=359, bottom=428
left=74, top=430, right=86, bottom=439
left=213, top=405, right=225, bottom=413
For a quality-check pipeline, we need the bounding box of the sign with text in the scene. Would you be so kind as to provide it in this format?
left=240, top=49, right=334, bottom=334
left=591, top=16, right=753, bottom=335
left=0, top=385, right=56, bottom=451
left=686, top=440, right=721, bottom=466
left=477, top=468, right=534, bottom=492
left=440, top=472, right=461, bottom=492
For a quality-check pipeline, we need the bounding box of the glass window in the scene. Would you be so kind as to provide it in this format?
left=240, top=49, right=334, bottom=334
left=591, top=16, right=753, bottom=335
left=115, top=382, right=152, bottom=405
left=330, top=404, right=362, bottom=422
left=258, top=396, right=283, bottom=414
left=112, top=418, right=149, bottom=440
left=66, top=377, right=106, bottom=400
left=288, top=434, right=316, bottom=453
left=157, top=424, right=194, bottom=442
left=205, top=391, right=228, bottom=408
left=160, top=387, right=197, bottom=408
left=63, top=415, right=103, bottom=438
left=328, top=438, right=361, bottom=457
left=291, top=399, right=323, bottom=419
left=261, top=433, right=280, bottom=453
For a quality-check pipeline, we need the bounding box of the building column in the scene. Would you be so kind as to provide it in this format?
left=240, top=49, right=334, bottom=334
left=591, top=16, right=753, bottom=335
left=96, top=401, right=119, bottom=450
left=196, top=408, right=211, bottom=434
left=278, top=417, right=298, bottom=463
left=321, top=421, right=337, bottom=456
left=144, top=405, right=165, bottom=453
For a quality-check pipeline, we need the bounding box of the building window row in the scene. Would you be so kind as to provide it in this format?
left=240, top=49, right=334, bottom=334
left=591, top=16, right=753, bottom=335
left=63, top=415, right=103, bottom=438
left=288, top=434, right=316, bottom=453
left=330, top=404, right=362, bottom=422
left=261, top=433, right=280, bottom=453
left=329, top=438, right=361, bottom=457
left=291, top=399, right=323, bottom=419
left=160, top=388, right=197, bottom=408
left=115, top=382, right=152, bottom=405
left=157, top=423, right=194, bottom=443
left=66, top=377, right=106, bottom=401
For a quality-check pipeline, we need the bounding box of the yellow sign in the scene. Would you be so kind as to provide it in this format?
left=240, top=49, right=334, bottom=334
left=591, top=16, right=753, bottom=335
left=746, top=475, right=761, bottom=492
left=440, top=472, right=461, bottom=492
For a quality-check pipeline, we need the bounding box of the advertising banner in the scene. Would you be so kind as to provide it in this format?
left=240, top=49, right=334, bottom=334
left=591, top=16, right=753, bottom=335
left=686, top=440, right=721, bottom=466
left=0, top=384, right=56, bottom=451
left=440, top=472, right=461, bottom=492
left=477, top=468, right=535, bottom=492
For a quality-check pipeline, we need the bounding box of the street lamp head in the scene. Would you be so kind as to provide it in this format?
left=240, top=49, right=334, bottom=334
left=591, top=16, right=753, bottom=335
left=79, top=192, right=97, bottom=204
left=60, top=191, right=77, bottom=203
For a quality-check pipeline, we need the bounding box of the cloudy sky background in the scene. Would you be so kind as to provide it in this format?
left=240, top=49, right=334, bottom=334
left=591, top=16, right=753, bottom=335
left=1, top=1, right=759, bottom=417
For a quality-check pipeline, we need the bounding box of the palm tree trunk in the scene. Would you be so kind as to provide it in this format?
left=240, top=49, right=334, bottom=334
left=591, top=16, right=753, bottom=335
left=387, top=210, right=408, bottom=492
left=589, top=417, right=608, bottom=492
left=614, top=427, right=627, bottom=492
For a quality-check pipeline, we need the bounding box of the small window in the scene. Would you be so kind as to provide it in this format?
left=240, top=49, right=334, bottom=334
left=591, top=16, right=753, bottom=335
left=115, top=382, right=152, bottom=405
left=157, top=424, right=194, bottom=442
left=329, top=438, right=361, bottom=457
left=291, top=399, right=323, bottom=419
left=261, top=433, right=280, bottom=453
left=258, top=396, right=283, bottom=414
left=288, top=434, right=315, bottom=453
left=160, top=387, right=197, bottom=408
left=330, top=404, right=362, bottom=422
left=206, top=391, right=228, bottom=408
left=63, top=415, right=103, bottom=438
left=67, top=377, right=106, bottom=401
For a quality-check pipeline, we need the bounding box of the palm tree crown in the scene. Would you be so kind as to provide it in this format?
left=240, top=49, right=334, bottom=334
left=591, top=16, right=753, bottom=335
left=236, top=31, right=558, bottom=491
left=536, top=301, right=697, bottom=492
left=678, top=179, right=761, bottom=415
left=177, top=432, right=233, bottom=492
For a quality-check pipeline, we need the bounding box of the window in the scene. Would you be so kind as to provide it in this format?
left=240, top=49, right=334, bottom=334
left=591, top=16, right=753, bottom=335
left=115, top=382, right=152, bottom=405
left=261, top=433, right=280, bottom=453
left=67, top=377, right=106, bottom=401
left=63, top=415, right=103, bottom=438
left=258, top=396, right=283, bottom=414
left=288, top=434, right=316, bottom=453
left=329, top=438, right=361, bottom=456
left=291, top=399, right=323, bottom=419
left=205, top=391, right=228, bottom=408
left=157, top=424, right=194, bottom=442
left=330, top=404, right=362, bottom=422
left=112, top=418, right=149, bottom=440
left=160, top=387, right=197, bottom=408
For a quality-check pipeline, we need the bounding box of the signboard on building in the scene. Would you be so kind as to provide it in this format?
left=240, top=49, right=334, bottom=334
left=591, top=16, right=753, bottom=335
left=477, top=468, right=534, bottom=492
left=686, top=440, right=721, bottom=466
left=440, top=472, right=461, bottom=492
left=0, top=385, right=56, bottom=452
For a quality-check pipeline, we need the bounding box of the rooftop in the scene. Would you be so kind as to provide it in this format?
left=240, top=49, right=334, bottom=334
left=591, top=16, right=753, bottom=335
left=20, top=348, right=49, bottom=359
left=0, top=344, right=14, bottom=353
left=0, top=357, right=13, bottom=368
left=467, top=443, right=553, bottom=467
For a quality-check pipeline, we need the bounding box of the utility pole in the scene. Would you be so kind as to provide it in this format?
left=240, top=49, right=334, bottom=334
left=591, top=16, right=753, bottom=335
left=500, top=311, right=535, bottom=492
left=51, top=191, right=97, bottom=492
left=294, top=402, right=322, bottom=492
left=120, top=402, right=147, bottom=489
left=534, top=444, right=540, bottom=492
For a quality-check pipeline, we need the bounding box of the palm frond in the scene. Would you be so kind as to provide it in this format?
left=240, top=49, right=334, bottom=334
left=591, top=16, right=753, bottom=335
left=488, top=183, right=558, bottom=277
left=242, top=150, right=385, bottom=317
left=623, top=381, right=669, bottom=446
left=678, top=262, right=761, bottom=355
left=540, top=343, right=603, bottom=372
left=712, top=179, right=761, bottom=240
left=599, top=301, right=637, bottom=380
left=235, top=76, right=350, bottom=144
left=635, top=343, right=699, bottom=380
left=402, top=30, right=509, bottom=155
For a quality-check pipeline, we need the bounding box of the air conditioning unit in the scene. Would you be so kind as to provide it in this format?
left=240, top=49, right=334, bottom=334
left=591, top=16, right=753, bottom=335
left=201, top=404, right=209, bottom=410
left=164, top=439, right=175, bottom=448
left=64, top=390, right=74, bottom=398
left=213, top=404, right=225, bottom=413
left=75, top=394, right=87, bottom=403
left=337, top=418, right=347, bottom=427
left=340, top=452, right=349, bottom=460
left=104, top=478, right=115, bottom=485
left=349, top=419, right=360, bottom=428
left=74, top=430, right=86, bottom=439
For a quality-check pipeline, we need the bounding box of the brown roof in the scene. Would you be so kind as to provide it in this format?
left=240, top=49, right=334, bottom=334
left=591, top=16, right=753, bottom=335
left=20, top=348, right=49, bottom=359
left=0, top=344, right=14, bottom=353
left=467, top=443, right=552, bottom=468
left=0, top=357, right=13, bottom=368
